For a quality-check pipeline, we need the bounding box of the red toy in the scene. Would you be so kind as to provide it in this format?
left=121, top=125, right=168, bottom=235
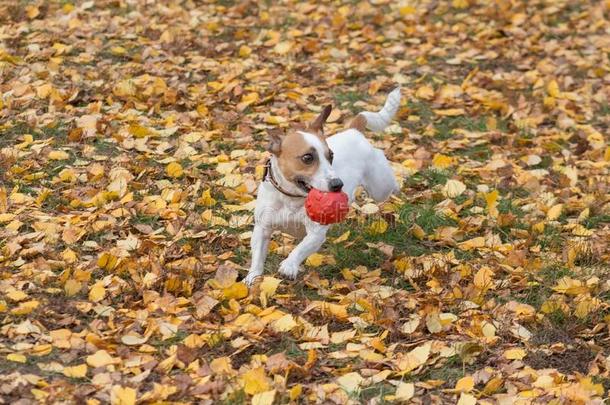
left=305, top=188, right=349, bottom=225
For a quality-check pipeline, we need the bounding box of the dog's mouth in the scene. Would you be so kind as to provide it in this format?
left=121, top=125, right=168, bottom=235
left=294, top=177, right=312, bottom=193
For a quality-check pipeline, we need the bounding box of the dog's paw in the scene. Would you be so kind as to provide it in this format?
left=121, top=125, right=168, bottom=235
left=244, top=272, right=262, bottom=286
left=278, top=259, right=301, bottom=280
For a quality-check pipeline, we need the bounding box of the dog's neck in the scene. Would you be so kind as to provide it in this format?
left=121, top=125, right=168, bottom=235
left=267, top=156, right=308, bottom=198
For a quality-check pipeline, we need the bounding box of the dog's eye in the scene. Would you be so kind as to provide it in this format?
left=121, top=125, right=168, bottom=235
left=301, top=153, right=314, bottom=165
left=328, top=151, right=334, bottom=164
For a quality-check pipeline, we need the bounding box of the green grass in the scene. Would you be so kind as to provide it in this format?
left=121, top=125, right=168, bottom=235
left=357, top=382, right=395, bottom=403
left=583, top=214, right=610, bottom=229
left=537, top=225, right=563, bottom=250
left=221, top=389, right=246, bottom=405
left=334, top=90, right=367, bottom=112
left=414, top=355, right=466, bottom=387
left=399, top=203, right=457, bottom=233
left=434, top=115, right=488, bottom=141
left=406, top=168, right=451, bottom=190
left=508, top=264, right=574, bottom=313
left=149, top=330, right=188, bottom=348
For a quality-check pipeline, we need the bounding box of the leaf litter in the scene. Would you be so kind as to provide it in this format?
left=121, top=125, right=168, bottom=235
left=0, top=0, right=609, bottom=404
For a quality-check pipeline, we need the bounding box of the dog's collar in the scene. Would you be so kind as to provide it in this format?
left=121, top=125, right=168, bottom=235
left=263, top=159, right=308, bottom=198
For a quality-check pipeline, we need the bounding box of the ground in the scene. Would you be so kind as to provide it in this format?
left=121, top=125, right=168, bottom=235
left=0, top=0, right=609, bottom=404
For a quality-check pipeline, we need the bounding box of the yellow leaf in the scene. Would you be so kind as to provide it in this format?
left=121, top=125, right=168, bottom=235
left=98, top=252, right=118, bottom=271
left=197, top=189, right=216, bottom=207
left=166, top=162, right=184, bottom=178
left=89, top=282, right=106, bottom=302
left=272, top=314, right=297, bottom=332
left=400, top=315, right=421, bottom=334
left=7, top=290, right=28, bottom=302
left=48, top=150, right=70, bottom=160
left=504, top=348, right=526, bottom=360
left=273, top=41, right=293, bottom=55
left=395, top=382, right=415, bottom=401
left=432, top=153, right=454, bottom=169
left=222, top=282, right=248, bottom=300
left=443, top=179, right=466, bottom=198
left=368, top=218, right=388, bottom=234
left=333, top=230, right=350, bottom=243
left=457, top=393, right=477, bottom=405
left=411, top=224, right=426, bottom=239
left=259, top=277, right=281, bottom=298
left=396, top=342, right=431, bottom=373
left=128, top=124, right=151, bottom=138
left=63, top=364, right=87, bottom=378
left=426, top=313, right=442, bottom=333
left=452, top=0, right=469, bottom=9
left=11, top=300, right=39, bottom=315
left=546, top=204, right=563, bottom=221
left=62, top=248, right=78, bottom=263
left=243, top=367, right=271, bottom=395
left=59, top=168, right=77, bottom=183
left=265, top=115, right=287, bottom=125
left=485, top=190, right=499, bottom=218
left=458, top=236, right=485, bottom=251
left=252, top=390, right=276, bottom=405
left=110, top=386, right=136, bottom=405
left=7, top=353, right=26, bottom=363
left=399, top=5, right=416, bottom=15
left=86, top=350, right=117, bottom=368
left=575, top=297, right=598, bottom=319
left=121, top=334, right=148, bottom=346
left=289, top=384, right=302, bottom=401
left=64, top=279, right=81, bottom=296
left=482, top=377, right=503, bottom=395
left=547, top=80, right=561, bottom=98
left=455, top=376, right=475, bottom=392
left=239, top=45, right=252, bottom=57
left=481, top=321, right=496, bottom=337
left=553, top=277, right=588, bottom=295
left=336, top=372, right=363, bottom=393
left=434, top=108, right=465, bottom=116
left=474, top=266, right=494, bottom=290
left=25, top=5, right=40, bottom=18
left=237, top=92, right=259, bottom=111
left=306, top=253, right=325, bottom=267
left=415, top=85, right=434, bottom=100
left=196, top=104, right=208, bottom=116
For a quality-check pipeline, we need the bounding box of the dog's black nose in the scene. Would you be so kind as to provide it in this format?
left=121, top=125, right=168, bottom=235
left=329, top=178, right=343, bottom=192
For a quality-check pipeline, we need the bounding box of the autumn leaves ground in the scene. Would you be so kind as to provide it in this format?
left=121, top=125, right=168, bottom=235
left=1, top=0, right=610, bottom=404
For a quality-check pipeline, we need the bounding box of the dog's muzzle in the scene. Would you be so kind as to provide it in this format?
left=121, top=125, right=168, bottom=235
left=294, top=176, right=312, bottom=193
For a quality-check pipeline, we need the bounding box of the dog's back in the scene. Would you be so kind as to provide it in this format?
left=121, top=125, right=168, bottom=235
left=327, top=88, right=401, bottom=202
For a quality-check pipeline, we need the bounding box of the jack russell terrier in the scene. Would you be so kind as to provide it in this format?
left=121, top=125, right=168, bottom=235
left=244, top=87, right=401, bottom=285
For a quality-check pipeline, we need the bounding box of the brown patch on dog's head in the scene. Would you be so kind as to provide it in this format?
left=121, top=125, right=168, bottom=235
left=267, top=105, right=336, bottom=192
left=276, top=132, right=320, bottom=186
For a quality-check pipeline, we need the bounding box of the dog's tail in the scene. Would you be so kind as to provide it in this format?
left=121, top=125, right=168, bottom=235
left=351, top=87, right=401, bottom=133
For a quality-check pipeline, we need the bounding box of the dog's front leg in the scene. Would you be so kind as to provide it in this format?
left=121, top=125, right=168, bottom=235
left=279, top=224, right=328, bottom=280
left=244, top=224, right=272, bottom=285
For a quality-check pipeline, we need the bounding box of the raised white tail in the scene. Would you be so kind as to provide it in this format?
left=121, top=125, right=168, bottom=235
left=359, top=87, right=401, bottom=132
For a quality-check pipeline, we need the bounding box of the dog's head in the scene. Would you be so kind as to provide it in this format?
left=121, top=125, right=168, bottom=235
left=268, top=105, right=343, bottom=193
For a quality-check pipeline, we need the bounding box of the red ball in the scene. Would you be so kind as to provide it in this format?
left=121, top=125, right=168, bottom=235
left=305, top=188, right=349, bottom=225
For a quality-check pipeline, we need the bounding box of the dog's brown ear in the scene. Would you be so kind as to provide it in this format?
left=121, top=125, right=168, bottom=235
left=308, top=105, right=332, bottom=134
left=267, top=129, right=283, bottom=155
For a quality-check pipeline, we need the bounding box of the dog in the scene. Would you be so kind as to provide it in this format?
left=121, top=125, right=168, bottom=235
left=244, top=87, right=401, bottom=285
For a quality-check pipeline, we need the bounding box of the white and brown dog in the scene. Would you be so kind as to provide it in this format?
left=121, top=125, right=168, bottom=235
left=245, top=88, right=401, bottom=285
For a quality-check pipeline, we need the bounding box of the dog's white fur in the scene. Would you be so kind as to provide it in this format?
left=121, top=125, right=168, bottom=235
left=245, top=88, right=401, bottom=285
